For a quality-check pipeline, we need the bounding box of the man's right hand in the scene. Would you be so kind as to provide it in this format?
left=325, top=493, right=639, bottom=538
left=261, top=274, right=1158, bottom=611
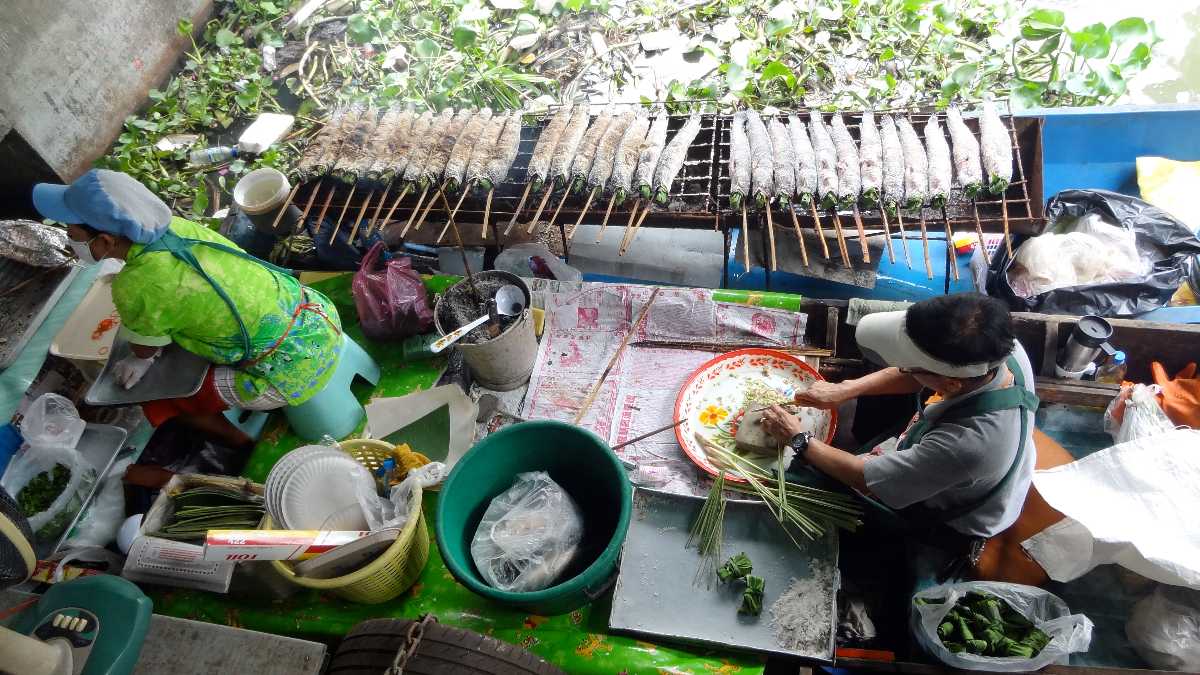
left=794, top=380, right=852, bottom=409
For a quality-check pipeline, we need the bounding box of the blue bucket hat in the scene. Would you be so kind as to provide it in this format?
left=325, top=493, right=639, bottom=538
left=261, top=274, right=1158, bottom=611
left=32, top=169, right=171, bottom=244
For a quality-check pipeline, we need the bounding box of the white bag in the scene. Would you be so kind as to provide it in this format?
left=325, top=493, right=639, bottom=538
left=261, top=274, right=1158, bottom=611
left=1103, top=384, right=1176, bottom=444
left=911, top=581, right=1093, bottom=671
left=1, top=444, right=96, bottom=540
left=20, top=393, right=85, bottom=450
left=470, top=472, right=583, bottom=593
left=356, top=461, right=447, bottom=532
left=1126, top=584, right=1200, bottom=671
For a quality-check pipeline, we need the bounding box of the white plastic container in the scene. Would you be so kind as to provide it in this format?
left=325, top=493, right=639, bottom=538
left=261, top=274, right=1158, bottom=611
left=233, top=167, right=291, bottom=216
left=50, top=273, right=122, bottom=381
left=238, top=113, right=295, bottom=153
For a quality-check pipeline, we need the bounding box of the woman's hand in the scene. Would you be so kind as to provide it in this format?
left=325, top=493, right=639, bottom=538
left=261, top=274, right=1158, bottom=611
left=793, top=381, right=852, bottom=410
left=759, top=405, right=808, bottom=443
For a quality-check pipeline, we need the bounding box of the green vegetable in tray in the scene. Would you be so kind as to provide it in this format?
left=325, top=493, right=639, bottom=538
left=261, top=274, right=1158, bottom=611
left=717, top=553, right=753, bottom=583
left=923, top=590, right=1053, bottom=659
left=739, top=575, right=765, bottom=616
left=17, top=464, right=71, bottom=516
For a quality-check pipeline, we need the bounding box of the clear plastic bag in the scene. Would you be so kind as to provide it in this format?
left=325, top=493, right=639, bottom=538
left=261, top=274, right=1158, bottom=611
left=356, top=461, right=447, bottom=532
left=351, top=241, right=433, bottom=341
left=470, top=472, right=583, bottom=593
left=64, top=455, right=133, bottom=549
left=20, top=394, right=85, bottom=450
left=1126, top=584, right=1200, bottom=671
left=1, top=444, right=96, bottom=540
left=1103, top=383, right=1177, bottom=444
left=911, top=581, right=1093, bottom=671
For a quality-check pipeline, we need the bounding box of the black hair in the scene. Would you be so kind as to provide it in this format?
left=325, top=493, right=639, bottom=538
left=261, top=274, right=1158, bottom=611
left=905, top=293, right=1014, bottom=366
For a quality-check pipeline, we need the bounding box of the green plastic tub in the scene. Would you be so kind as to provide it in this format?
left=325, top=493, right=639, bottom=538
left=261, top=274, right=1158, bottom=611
left=435, top=420, right=632, bottom=615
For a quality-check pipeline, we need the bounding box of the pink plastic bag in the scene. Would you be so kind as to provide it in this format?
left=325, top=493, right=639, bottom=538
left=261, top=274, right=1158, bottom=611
left=352, top=242, right=433, bottom=340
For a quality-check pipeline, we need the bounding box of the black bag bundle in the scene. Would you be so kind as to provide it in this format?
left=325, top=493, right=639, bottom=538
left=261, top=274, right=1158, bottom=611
left=987, top=189, right=1200, bottom=316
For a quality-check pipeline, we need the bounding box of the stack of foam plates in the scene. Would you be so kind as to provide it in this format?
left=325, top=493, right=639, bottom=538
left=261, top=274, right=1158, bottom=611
left=264, top=445, right=374, bottom=530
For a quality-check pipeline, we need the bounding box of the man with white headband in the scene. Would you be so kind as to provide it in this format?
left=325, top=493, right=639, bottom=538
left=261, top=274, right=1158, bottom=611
left=760, top=293, right=1038, bottom=547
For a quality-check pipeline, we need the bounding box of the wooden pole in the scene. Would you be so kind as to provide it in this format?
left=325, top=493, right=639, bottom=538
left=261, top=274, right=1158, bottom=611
left=378, top=184, right=412, bottom=235
left=971, top=200, right=989, bottom=266
left=345, top=189, right=376, bottom=244
left=294, top=183, right=322, bottom=234
left=566, top=187, right=597, bottom=242
left=437, top=188, right=472, bottom=244
left=851, top=204, right=871, bottom=263
left=364, top=180, right=393, bottom=238
left=573, top=287, right=662, bottom=425
left=877, top=206, right=896, bottom=264
left=525, top=186, right=555, bottom=234
left=328, top=183, right=357, bottom=244
left=788, top=207, right=809, bottom=267
left=621, top=203, right=651, bottom=256
left=544, top=188, right=572, bottom=238
left=941, top=205, right=960, bottom=283
left=618, top=200, right=641, bottom=255
left=808, top=200, right=831, bottom=259
left=917, top=209, right=933, bottom=279
left=741, top=204, right=751, bottom=270
left=269, top=183, right=301, bottom=232
left=594, top=193, right=618, bottom=244
left=503, top=182, right=534, bottom=236
left=481, top=189, right=493, bottom=239
left=1000, top=192, right=1013, bottom=258
left=894, top=207, right=913, bottom=269
left=442, top=190, right=480, bottom=302
left=829, top=209, right=851, bottom=267
left=399, top=186, right=429, bottom=238
left=765, top=206, right=778, bottom=271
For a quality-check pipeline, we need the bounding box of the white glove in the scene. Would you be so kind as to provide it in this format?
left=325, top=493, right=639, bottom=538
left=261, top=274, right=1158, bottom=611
left=113, top=353, right=158, bottom=390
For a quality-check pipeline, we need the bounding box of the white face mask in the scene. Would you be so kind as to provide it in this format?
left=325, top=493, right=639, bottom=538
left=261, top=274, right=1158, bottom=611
left=69, top=237, right=98, bottom=266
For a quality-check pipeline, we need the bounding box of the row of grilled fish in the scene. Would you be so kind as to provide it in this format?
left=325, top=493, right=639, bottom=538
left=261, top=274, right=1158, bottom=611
left=728, top=101, right=1013, bottom=213
left=294, top=104, right=705, bottom=206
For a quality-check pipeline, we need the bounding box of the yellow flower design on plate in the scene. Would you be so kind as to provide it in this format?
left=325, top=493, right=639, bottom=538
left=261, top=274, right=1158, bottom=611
left=698, top=405, right=729, bottom=426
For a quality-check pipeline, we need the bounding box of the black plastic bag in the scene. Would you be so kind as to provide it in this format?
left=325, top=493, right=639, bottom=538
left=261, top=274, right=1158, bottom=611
left=987, top=189, right=1200, bottom=316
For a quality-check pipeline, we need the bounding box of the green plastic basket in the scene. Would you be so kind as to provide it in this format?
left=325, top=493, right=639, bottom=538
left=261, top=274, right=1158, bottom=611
left=435, top=420, right=632, bottom=615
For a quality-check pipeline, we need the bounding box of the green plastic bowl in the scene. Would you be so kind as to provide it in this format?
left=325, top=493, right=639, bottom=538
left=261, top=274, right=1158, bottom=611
left=435, top=420, right=632, bottom=615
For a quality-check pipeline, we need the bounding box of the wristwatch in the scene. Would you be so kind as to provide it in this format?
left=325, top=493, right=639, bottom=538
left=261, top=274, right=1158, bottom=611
left=787, top=431, right=813, bottom=459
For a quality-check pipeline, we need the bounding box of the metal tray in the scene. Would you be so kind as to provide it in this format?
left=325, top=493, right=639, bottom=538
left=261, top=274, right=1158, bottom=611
left=84, top=336, right=209, bottom=406
left=0, top=260, right=79, bottom=369
left=40, top=423, right=128, bottom=557
left=610, top=487, right=839, bottom=662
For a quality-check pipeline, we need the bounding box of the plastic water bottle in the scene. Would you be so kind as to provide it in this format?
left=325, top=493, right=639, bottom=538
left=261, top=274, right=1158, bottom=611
left=1095, top=351, right=1128, bottom=384
left=189, top=146, right=238, bottom=166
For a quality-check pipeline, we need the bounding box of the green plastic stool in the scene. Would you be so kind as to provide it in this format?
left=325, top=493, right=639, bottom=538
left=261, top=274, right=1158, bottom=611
left=284, top=334, right=380, bottom=441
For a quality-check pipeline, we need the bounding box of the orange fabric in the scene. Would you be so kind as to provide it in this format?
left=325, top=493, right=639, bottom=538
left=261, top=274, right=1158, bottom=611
left=970, top=429, right=1072, bottom=585
left=140, top=367, right=228, bottom=427
left=1152, top=361, right=1200, bottom=427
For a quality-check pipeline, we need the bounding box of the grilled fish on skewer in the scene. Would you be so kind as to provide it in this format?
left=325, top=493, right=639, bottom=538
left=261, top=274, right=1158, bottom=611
left=728, top=111, right=751, bottom=210
left=403, top=108, right=453, bottom=188
left=946, top=106, right=983, bottom=198
left=466, top=113, right=506, bottom=189
left=788, top=115, right=816, bottom=207
left=311, top=104, right=364, bottom=179
left=896, top=117, right=927, bottom=209
left=587, top=110, right=635, bottom=193
left=482, top=112, right=522, bottom=192
left=295, top=107, right=346, bottom=181
left=880, top=115, right=905, bottom=215
left=924, top=114, right=952, bottom=208
left=527, top=105, right=574, bottom=192
left=979, top=99, right=1012, bottom=194
left=830, top=113, right=860, bottom=209
left=331, top=106, right=379, bottom=183
left=809, top=112, right=839, bottom=209
left=570, top=109, right=613, bottom=193
left=446, top=108, right=492, bottom=192
left=381, top=110, right=430, bottom=185
left=635, top=112, right=669, bottom=200
left=769, top=116, right=796, bottom=206
left=611, top=112, right=651, bottom=204
left=367, top=108, right=417, bottom=185
left=424, top=108, right=474, bottom=186
left=652, top=112, right=701, bottom=206
left=858, top=112, right=883, bottom=208
left=746, top=111, right=774, bottom=208
left=550, top=107, right=592, bottom=190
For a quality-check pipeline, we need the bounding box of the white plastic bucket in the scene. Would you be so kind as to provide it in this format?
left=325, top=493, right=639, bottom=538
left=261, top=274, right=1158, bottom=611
left=233, top=168, right=291, bottom=215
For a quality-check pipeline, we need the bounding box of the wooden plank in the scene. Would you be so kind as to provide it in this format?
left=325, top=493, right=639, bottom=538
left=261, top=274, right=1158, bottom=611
left=1039, top=318, right=1060, bottom=378
left=826, top=306, right=840, bottom=358
left=1035, top=376, right=1120, bottom=407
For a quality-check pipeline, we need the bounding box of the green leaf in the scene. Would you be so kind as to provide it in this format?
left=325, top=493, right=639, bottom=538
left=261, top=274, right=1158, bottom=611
left=453, top=26, right=477, bottom=49
left=415, top=38, right=440, bottom=58
left=176, top=19, right=193, bottom=37
left=191, top=183, right=210, bottom=217
left=1063, top=72, right=1091, bottom=96
left=1009, top=80, right=1045, bottom=110
left=760, top=60, right=795, bottom=88
left=1070, top=23, right=1112, bottom=59
left=950, top=62, right=977, bottom=87
left=1121, top=42, right=1152, bottom=73
left=1098, top=64, right=1127, bottom=97
left=214, top=28, right=241, bottom=49
left=259, top=1, right=279, bottom=14
left=347, top=14, right=376, bottom=43
left=1110, top=17, right=1149, bottom=45
left=766, top=18, right=792, bottom=36
left=1038, top=34, right=1062, bottom=55
left=565, top=0, right=585, bottom=9
left=1020, top=8, right=1064, bottom=40
left=725, top=63, right=749, bottom=93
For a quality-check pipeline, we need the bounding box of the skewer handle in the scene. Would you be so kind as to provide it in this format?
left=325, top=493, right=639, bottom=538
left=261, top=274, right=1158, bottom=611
left=851, top=205, right=870, bottom=264
left=789, top=207, right=809, bottom=267
left=566, top=187, right=597, bottom=242
left=525, top=185, right=555, bottom=235
left=917, top=210, right=933, bottom=280
left=877, top=206, right=896, bottom=264
left=765, top=206, right=778, bottom=271
left=808, top=201, right=831, bottom=259
left=504, top=182, right=534, bottom=236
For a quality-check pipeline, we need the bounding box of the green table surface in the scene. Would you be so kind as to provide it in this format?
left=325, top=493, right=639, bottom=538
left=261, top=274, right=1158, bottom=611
left=150, top=274, right=792, bottom=674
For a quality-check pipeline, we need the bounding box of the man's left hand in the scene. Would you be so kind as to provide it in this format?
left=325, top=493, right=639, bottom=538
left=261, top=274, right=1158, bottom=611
left=759, top=405, right=807, bottom=443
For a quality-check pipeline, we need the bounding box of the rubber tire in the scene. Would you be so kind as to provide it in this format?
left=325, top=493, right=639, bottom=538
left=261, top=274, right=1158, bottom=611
left=328, top=618, right=566, bottom=675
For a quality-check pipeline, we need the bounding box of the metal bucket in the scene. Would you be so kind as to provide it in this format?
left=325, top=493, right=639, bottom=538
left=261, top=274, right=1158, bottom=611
left=433, top=271, right=537, bottom=391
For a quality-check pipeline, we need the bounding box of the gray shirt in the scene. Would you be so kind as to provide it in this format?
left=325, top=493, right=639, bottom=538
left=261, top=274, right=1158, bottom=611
left=862, top=343, right=1037, bottom=537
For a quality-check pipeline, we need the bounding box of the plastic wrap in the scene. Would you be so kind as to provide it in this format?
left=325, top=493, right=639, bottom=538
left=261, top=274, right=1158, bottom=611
left=1, top=444, right=96, bottom=540
left=20, top=394, right=86, bottom=450
left=988, top=189, right=1200, bottom=316
left=352, top=242, right=434, bottom=341
left=911, top=581, right=1093, bottom=671
left=1126, top=584, right=1200, bottom=671
left=0, top=220, right=72, bottom=267
left=470, top=472, right=583, bottom=593
left=356, top=461, right=446, bottom=532
left=1103, top=383, right=1177, bottom=444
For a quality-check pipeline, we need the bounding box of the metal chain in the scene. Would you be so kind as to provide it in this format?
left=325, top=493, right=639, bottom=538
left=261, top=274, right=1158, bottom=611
left=385, top=614, right=437, bottom=675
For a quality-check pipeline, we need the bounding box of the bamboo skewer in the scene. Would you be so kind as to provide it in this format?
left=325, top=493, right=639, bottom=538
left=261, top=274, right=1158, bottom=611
left=567, top=187, right=598, bottom=242
left=525, top=186, right=555, bottom=235
left=399, top=186, right=429, bottom=237
left=617, top=200, right=641, bottom=255
left=877, top=207, right=896, bottom=264
left=741, top=204, right=751, bottom=270
left=269, top=183, right=301, bottom=232
left=312, top=183, right=337, bottom=234
left=344, top=189, right=376, bottom=244
left=594, top=194, right=619, bottom=244
left=611, top=418, right=686, bottom=451
left=788, top=208, right=810, bottom=267
left=894, top=209, right=913, bottom=269
left=364, top=180, right=393, bottom=238
left=437, top=188, right=472, bottom=244
left=504, top=182, right=534, bottom=236
left=851, top=205, right=871, bottom=264
left=971, top=200, right=989, bottom=266
left=1000, top=194, right=1013, bottom=258
left=328, top=184, right=357, bottom=243
left=378, top=184, right=412, bottom=235
left=621, top=204, right=651, bottom=256
left=573, top=287, right=662, bottom=425
left=765, top=206, right=778, bottom=271
left=808, top=201, right=831, bottom=259
left=442, top=191, right=480, bottom=302
left=411, top=185, right=444, bottom=232
left=294, top=184, right=322, bottom=235
left=916, top=209, right=933, bottom=279
left=481, top=189, right=494, bottom=239
left=941, top=205, right=960, bottom=282
left=544, top=188, right=572, bottom=237
left=829, top=210, right=852, bottom=267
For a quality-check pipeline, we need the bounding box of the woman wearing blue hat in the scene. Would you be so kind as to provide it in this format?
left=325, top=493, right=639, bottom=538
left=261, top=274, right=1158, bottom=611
left=34, top=169, right=342, bottom=450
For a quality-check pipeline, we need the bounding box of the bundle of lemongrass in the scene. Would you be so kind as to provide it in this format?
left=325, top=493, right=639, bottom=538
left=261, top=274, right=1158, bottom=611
left=687, top=471, right=726, bottom=586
